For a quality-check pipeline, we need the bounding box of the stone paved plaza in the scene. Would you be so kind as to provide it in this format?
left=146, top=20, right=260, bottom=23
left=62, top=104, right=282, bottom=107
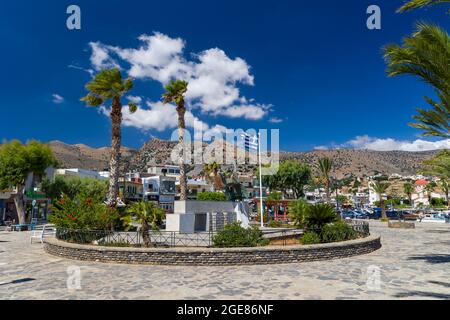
left=0, top=221, right=449, bottom=300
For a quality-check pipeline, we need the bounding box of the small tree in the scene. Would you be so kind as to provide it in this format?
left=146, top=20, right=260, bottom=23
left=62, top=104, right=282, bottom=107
left=371, top=181, right=390, bottom=219
left=0, top=141, right=57, bottom=224
left=127, top=201, right=165, bottom=247
left=318, top=157, right=333, bottom=203
left=289, top=199, right=309, bottom=228
left=403, top=182, right=414, bottom=206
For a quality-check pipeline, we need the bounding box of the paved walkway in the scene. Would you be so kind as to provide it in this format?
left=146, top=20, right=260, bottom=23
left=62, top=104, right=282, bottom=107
left=0, top=221, right=449, bottom=300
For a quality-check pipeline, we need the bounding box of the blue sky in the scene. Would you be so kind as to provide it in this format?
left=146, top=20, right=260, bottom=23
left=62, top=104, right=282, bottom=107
left=1, top=0, right=449, bottom=151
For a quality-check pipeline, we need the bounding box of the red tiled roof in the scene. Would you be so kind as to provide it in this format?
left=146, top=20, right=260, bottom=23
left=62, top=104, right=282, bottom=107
left=415, top=179, right=429, bottom=186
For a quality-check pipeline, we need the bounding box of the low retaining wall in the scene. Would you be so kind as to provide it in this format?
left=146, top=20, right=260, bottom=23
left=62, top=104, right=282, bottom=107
left=44, top=235, right=381, bottom=266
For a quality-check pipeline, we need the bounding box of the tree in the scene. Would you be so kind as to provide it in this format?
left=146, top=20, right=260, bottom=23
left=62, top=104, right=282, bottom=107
left=127, top=201, right=165, bottom=247
left=403, top=182, right=414, bottom=205
left=81, top=69, right=137, bottom=207
left=421, top=150, right=450, bottom=208
left=162, top=80, right=189, bottom=200
left=371, top=181, right=390, bottom=219
left=397, top=0, right=450, bottom=13
left=384, top=23, right=450, bottom=138
left=261, top=160, right=311, bottom=199
left=203, top=162, right=224, bottom=191
left=0, top=141, right=57, bottom=224
left=425, top=182, right=437, bottom=204
left=318, top=157, right=333, bottom=203
left=438, top=179, right=449, bottom=208
left=288, top=199, right=309, bottom=228
left=42, top=176, right=108, bottom=203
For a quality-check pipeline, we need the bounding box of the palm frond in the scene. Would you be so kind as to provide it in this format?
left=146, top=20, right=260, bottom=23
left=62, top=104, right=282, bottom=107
left=397, top=0, right=450, bottom=13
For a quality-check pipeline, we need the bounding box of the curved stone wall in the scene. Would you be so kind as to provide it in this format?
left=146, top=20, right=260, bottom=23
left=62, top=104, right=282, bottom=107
left=44, top=235, right=381, bottom=266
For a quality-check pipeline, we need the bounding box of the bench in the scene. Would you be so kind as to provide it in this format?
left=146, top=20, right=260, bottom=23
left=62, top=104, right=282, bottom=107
left=30, top=224, right=56, bottom=244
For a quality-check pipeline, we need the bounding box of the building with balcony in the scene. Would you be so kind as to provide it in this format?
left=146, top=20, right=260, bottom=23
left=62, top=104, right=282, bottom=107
left=142, top=176, right=177, bottom=213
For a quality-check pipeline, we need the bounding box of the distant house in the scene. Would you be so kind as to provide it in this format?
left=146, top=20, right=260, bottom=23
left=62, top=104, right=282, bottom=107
left=1, top=167, right=55, bottom=224
left=412, top=179, right=430, bottom=207
left=176, top=179, right=214, bottom=200
left=55, top=168, right=108, bottom=181
left=118, top=178, right=144, bottom=203
left=147, top=165, right=181, bottom=178
left=142, top=175, right=176, bottom=213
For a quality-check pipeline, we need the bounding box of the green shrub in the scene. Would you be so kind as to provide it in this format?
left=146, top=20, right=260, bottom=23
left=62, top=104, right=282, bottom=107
left=321, top=221, right=357, bottom=243
left=289, top=199, right=308, bottom=228
left=267, top=192, right=282, bottom=201
left=268, top=220, right=283, bottom=228
left=49, top=194, right=119, bottom=231
left=304, top=204, right=338, bottom=229
left=255, top=213, right=269, bottom=224
left=300, top=232, right=321, bottom=245
left=197, top=192, right=227, bottom=201
left=213, top=222, right=269, bottom=248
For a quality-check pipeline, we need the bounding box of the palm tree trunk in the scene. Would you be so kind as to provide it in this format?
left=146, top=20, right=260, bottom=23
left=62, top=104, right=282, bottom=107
left=142, top=222, right=151, bottom=247
left=108, top=97, right=122, bottom=207
left=381, top=199, right=387, bottom=219
left=177, top=106, right=188, bottom=201
left=14, top=185, right=26, bottom=224
left=325, top=181, right=331, bottom=203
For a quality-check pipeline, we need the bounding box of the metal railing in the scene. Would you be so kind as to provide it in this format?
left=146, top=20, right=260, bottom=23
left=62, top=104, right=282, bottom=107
left=348, top=220, right=370, bottom=237
left=55, top=221, right=370, bottom=248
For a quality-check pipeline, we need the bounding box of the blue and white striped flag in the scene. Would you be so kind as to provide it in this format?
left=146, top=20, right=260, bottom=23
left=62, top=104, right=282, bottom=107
left=241, top=133, right=258, bottom=151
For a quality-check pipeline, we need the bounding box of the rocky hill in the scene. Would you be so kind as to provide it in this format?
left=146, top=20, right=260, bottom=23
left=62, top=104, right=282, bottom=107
left=48, top=140, right=137, bottom=172
left=48, top=139, right=439, bottom=178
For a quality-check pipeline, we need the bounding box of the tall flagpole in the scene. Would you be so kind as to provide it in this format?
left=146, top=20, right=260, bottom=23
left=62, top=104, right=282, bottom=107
left=258, top=132, right=264, bottom=228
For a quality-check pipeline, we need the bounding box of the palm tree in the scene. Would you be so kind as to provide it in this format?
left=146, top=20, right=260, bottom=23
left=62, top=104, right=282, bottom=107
left=438, top=179, right=449, bottom=208
left=371, top=181, right=390, bottom=220
left=128, top=201, right=165, bottom=247
left=288, top=199, right=309, bottom=228
left=162, top=80, right=189, bottom=200
left=421, top=151, right=450, bottom=208
left=81, top=69, right=137, bottom=207
left=203, top=162, right=224, bottom=191
left=425, top=182, right=437, bottom=205
left=318, top=157, right=333, bottom=203
left=397, top=0, right=450, bottom=13
left=384, top=23, right=450, bottom=138
left=403, top=182, right=414, bottom=206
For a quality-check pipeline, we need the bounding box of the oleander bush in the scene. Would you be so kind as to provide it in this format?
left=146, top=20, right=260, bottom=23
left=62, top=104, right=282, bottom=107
left=213, top=222, right=269, bottom=248
left=49, top=194, right=119, bottom=231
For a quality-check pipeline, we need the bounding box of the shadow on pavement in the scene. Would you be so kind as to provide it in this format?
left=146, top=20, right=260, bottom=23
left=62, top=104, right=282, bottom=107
left=394, top=290, right=450, bottom=299
left=0, top=278, right=36, bottom=287
left=407, top=254, right=450, bottom=264
left=429, top=280, right=450, bottom=288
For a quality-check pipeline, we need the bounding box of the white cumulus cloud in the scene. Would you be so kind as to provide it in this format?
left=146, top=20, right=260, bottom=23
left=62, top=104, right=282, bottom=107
left=88, top=32, right=269, bottom=121
left=52, top=94, right=65, bottom=104
left=316, top=135, right=450, bottom=152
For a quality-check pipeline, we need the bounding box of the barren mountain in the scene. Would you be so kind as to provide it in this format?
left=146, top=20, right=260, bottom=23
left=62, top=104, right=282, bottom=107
left=48, top=139, right=439, bottom=178
left=49, top=140, right=137, bottom=172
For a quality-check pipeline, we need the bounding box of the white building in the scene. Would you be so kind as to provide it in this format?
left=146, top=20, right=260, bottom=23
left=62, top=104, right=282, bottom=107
left=147, top=165, right=181, bottom=178
left=55, top=168, right=108, bottom=181
left=142, top=176, right=177, bottom=212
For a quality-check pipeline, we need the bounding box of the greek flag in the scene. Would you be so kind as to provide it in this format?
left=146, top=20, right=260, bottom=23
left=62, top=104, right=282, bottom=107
left=241, top=133, right=258, bottom=151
